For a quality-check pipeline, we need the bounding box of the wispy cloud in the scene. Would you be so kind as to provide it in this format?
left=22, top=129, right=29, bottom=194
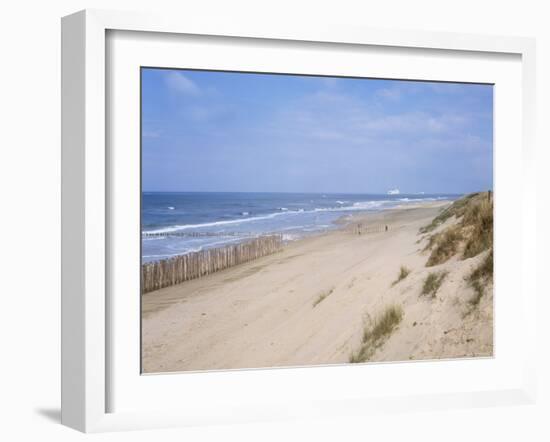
left=264, top=89, right=474, bottom=149
left=319, top=77, right=341, bottom=89
left=376, top=87, right=402, bottom=101
left=356, top=112, right=468, bottom=134
left=142, top=68, right=493, bottom=194
left=142, top=128, right=162, bottom=138
left=164, top=71, right=201, bottom=95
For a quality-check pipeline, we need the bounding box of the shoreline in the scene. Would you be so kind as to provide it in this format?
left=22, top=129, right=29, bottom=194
left=141, top=199, right=495, bottom=373
left=142, top=199, right=453, bottom=265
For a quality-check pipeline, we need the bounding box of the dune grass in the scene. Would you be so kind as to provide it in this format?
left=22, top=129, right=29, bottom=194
left=425, top=226, right=463, bottom=266
left=392, top=266, right=411, bottom=286
left=419, top=193, right=479, bottom=234
left=421, top=271, right=448, bottom=298
left=462, top=200, right=493, bottom=259
left=349, top=305, right=403, bottom=363
left=422, top=232, right=441, bottom=252
left=312, top=286, right=335, bottom=307
left=421, top=192, right=493, bottom=267
left=466, top=249, right=493, bottom=308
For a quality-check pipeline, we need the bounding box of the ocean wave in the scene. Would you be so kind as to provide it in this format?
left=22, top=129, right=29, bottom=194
left=142, top=236, right=167, bottom=241
left=144, top=211, right=288, bottom=234
left=279, top=225, right=307, bottom=231
left=143, top=196, right=448, bottom=234
left=312, top=200, right=386, bottom=212
left=352, top=201, right=387, bottom=209
left=282, top=233, right=300, bottom=241
left=302, top=225, right=330, bottom=232
left=142, top=236, right=254, bottom=259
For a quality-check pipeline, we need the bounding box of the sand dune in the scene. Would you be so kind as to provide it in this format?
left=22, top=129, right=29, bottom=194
left=141, top=201, right=493, bottom=373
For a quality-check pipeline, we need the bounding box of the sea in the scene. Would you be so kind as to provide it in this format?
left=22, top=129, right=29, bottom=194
left=141, top=192, right=459, bottom=263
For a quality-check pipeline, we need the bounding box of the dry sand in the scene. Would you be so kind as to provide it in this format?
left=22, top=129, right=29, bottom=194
left=141, top=201, right=493, bottom=373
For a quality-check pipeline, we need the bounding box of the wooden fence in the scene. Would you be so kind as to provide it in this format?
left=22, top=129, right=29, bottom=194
left=349, top=223, right=391, bottom=235
left=141, top=235, right=283, bottom=294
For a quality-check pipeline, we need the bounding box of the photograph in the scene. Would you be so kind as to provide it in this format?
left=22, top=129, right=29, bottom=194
left=140, top=68, right=494, bottom=373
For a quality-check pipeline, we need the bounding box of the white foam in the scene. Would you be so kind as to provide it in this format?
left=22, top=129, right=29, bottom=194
left=144, top=212, right=288, bottom=234
left=142, top=236, right=253, bottom=260
left=142, top=236, right=166, bottom=241
left=279, top=225, right=305, bottom=231
left=282, top=233, right=300, bottom=241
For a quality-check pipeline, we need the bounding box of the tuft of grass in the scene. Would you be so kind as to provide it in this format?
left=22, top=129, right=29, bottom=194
left=421, top=271, right=448, bottom=298
left=422, top=232, right=441, bottom=252
left=349, top=305, right=403, bottom=363
left=421, top=192, right=493, bottom=267
left=462, top=199, right=493, bottom=259
left=419, top=193, right=479, bottom=234
left=312, top=287, right=335, bottom=307
left=425, top=226, right=463, bottom=266
left=468, top=279, right=484, bottom=308
left=466, top=249, right=493, bottom=308
left=469, top=248, right=493, bottom=281
left=392, top=266, right=411, bottom=286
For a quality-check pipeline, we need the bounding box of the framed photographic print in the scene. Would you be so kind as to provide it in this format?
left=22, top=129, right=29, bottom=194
left=61, top=9, right=537, bottom=432
left=140, top=68, right=494, bottom=373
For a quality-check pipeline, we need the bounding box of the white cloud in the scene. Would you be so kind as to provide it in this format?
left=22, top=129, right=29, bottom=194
left=142, top=129, right=162, bottom=138
left=253, top=86, right=486, bottom=166
left=319, top=77, right=341, bottom=89
left=358, top=112, right=465, bottom=134
left=164, top=71, right=200, bottom=95
left=376, top=87, right=401, bottom=101
left=279, top=89, right=467, bottom=135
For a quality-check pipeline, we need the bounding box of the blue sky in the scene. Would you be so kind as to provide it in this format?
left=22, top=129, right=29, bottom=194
left=142, top=68, right=493, bottom=194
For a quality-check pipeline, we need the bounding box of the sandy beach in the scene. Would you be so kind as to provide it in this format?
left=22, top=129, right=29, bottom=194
left=141, top=200, right=493, bottom=373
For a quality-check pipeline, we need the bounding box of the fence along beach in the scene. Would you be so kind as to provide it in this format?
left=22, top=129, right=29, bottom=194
left=141, top=234, right=283, bottom=293
left=140, top=193, right=456, bottom=294
left=141, top=221, right=394, bottom=294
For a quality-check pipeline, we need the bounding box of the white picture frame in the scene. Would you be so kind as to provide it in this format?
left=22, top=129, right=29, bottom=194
left=61, top=9, right=537, bottom=433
